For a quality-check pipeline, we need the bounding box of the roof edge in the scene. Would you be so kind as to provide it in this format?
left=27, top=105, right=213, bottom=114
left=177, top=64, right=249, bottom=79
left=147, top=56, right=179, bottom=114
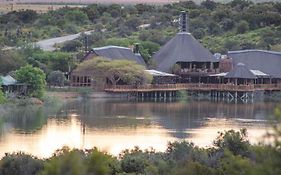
left=92, top=45, right=131, bottom=51
left=228, top=49, right=281, bottom=55
left=177, top=32, right=192, bottom=35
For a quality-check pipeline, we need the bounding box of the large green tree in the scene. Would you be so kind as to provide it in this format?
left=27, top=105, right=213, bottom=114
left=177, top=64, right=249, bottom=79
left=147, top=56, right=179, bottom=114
left=75, top=57, right=152, bottom=87
left=15, top=65, right=46, bottom=98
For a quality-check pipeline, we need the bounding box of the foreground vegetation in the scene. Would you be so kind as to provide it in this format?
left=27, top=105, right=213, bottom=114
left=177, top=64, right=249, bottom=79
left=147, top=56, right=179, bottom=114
left=0, top=106, right=281, bottom=175
left=0, top=126, right=281, bottom=175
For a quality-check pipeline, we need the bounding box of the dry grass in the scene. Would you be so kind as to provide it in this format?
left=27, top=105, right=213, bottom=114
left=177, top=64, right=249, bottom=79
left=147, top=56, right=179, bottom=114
left=271, top=44, right=281, bottom=52
left=0, top=4, right=85, bottom=13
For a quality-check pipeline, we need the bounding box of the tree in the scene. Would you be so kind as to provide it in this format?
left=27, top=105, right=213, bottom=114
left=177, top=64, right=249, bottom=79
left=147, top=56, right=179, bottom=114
left=275, top=2, right=281, bottom=13
left=224, top=39, right=240, bottom=51
left=30, top=51, right=74, bottom=73
left=65, top=9, right=89, bottom=24
left=236, top=20, right=249, bottom=34
left=76, top=57, right=152, bottom=87
left=213, top=129, right=250, bottom=156
left=221, top=18, right=235, bottom=31
left=16, top=65, right=46, bottom=98
left=229, top=0, right=253, bottom=9
left=47, top=71, right=67, bottom=87
left=140, top=41, right=160, bottom=57
left=193, top=28, right=206, bottom=39
left=125, top=16, right=141, bottom=30
left=0, top=50, right=26, bottom=74
left=0, top=153, right=43, bottom=175
left=218, top=150, right=254, bottom=175
left=40, top=147, right=87, bottom=175
left=208, top=21, right=222, bottom=35
left=201, top=0, right=217, bottom=11
left=86, top=148, right=120, bottom=175
left=61, top=40, right=83, bottom=52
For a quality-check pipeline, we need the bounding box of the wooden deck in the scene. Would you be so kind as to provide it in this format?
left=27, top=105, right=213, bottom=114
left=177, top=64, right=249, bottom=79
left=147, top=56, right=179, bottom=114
left=104, top=83, right=281, bottom=93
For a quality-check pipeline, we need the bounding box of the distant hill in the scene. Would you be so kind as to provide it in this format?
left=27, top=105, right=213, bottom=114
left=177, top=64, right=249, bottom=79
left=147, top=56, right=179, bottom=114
left=0, top=0, right=280, bottom=5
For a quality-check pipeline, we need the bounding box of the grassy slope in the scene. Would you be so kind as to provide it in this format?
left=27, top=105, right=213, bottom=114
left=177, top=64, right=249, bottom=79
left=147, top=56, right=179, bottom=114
left=201, top=27, right=281, bottom=53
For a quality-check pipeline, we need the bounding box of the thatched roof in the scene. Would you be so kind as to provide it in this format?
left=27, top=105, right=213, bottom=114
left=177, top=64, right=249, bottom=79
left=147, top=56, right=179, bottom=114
left=92, top=46, right=146, bottom=66
left=228, top=50, right=281, bottom=78
left=152, top=32, right=218, bottom=72
left=225, top=63, right=256, bottom=79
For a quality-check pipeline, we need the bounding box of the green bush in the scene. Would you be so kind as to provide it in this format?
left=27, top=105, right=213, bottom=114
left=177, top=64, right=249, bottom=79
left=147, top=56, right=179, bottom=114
left=40, top=147, right=86, bottom=175
left=0, top=88, right=6, bottom=104
left=213, top=129, right=250, bottom=156
left=236, top=20, right=250, bottom=34
left=0, top=153, right=43, bottom=175
left=47, top=71, right=67, bottom=87
left=15, top=65, right=46, bottom=98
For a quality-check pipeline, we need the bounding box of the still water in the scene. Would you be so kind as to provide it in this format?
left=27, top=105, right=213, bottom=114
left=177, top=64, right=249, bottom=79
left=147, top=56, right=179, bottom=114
left=0, top=99, right=278, bottom=158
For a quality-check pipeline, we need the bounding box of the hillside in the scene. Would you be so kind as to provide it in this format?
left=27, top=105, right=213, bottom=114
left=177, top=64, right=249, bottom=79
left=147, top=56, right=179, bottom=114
left=0, top=0, right=280, bottom=4
left=1, top=0, right=281, bottom=74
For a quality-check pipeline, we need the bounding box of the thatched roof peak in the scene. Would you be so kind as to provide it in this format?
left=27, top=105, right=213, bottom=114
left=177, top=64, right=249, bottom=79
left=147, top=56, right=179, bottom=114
left=152, top=32, right=217, bottom=72
left=225, top=63, right=256, bottom=79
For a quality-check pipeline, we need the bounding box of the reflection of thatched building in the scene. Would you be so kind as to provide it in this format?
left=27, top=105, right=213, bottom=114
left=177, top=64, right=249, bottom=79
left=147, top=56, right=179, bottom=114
left=61, top=99, right=274, bottom=139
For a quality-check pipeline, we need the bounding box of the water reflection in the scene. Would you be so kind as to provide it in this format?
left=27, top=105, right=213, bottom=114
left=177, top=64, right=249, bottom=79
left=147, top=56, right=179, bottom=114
left=0, top=99, right=278, bottom=158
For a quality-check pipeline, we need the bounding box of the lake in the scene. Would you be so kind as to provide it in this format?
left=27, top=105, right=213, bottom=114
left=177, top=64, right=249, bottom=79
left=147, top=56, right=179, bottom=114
left=0, top=99, right=278, bottom=158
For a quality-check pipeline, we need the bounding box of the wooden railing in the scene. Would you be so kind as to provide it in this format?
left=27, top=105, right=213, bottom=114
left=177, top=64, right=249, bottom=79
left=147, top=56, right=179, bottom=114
left=254, top=84, right=281, bottom=89
left=104, top=83, right=281, bottom=92
left=71, top=83, right=91, bottom=87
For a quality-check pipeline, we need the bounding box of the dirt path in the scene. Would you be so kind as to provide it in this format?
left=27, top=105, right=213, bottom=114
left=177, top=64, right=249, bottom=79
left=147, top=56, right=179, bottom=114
left=36, top=30, right=93, bottom=51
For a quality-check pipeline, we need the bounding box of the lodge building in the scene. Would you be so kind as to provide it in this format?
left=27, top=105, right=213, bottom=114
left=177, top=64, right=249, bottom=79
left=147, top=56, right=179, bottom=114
left=70, top=11, right=281, bottom=95
left=70, top=45, right=146, bottom=87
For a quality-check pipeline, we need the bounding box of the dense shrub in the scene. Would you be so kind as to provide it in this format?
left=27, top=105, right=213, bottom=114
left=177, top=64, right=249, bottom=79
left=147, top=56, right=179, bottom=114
left=0, top=128, right=281, bottom=175
left=15, top=65, right=46, bottom=98
left=0, top=153, right=43, bottom=175
left=47, top=71, right=66, bottom=87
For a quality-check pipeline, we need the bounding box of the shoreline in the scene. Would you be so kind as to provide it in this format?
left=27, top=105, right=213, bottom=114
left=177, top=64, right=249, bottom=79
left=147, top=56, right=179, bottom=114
left=46, top=91, right=128, bottom=99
